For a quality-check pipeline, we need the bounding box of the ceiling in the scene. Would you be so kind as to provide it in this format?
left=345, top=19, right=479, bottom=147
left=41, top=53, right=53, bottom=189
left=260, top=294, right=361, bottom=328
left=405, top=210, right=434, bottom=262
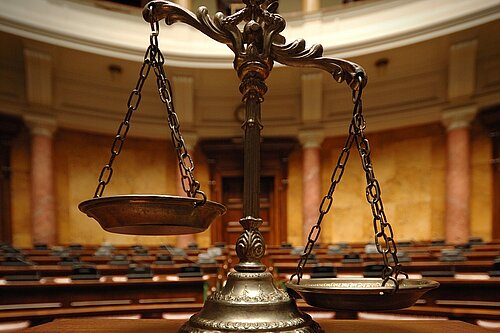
left=0, top=0, right=499, bottom=140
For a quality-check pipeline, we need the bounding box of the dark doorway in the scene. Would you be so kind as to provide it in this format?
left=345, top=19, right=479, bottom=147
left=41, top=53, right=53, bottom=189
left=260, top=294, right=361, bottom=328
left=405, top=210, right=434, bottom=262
left=0, top=115, right=22, bottom=244
left=221, top=175, right=275, bottom=247
left=200, top=137, right=297, bottom=247
left=479, top=107, right=500, bottom=240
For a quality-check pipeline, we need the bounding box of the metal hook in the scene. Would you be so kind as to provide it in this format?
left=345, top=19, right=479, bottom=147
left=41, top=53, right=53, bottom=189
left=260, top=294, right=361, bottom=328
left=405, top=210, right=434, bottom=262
left=352, top=74, right=364, bottom=104
left=148, top=5, right=159, bottom=36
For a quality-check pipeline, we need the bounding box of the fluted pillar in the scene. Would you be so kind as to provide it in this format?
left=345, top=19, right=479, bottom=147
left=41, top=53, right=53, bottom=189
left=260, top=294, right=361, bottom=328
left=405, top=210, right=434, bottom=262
left=25, top=116, right=57, bottom=246
left=441, top=39, right=478, bottom=244
left=299, top=71, right=324, bottom=244
left=442, top=106, right=477, bottom=244
left=298, top=130, right=324, bottom=244
left=23, top=45, right=57, bottom=246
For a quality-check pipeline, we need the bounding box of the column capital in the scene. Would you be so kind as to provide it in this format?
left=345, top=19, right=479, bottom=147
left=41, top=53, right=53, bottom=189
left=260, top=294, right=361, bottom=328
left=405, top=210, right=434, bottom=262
left=441, top=104, right=478, bottom=131
left=298, top=128, right=324, bottom=148
left=23, top=113, right=57, bottom=137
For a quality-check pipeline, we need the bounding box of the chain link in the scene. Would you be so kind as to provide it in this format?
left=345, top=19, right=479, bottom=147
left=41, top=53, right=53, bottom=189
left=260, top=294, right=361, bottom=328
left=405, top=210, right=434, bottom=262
left=290, top=80, right=359, bottom=284
left=291, top=74, right=407, bottom=291
left=93, top=42, right=153, bottom=198
left=149, top=30, right=206, bottom=205
left=93, top=8, right=206, bottom=205
left=350, top=75, right=407, bottom=290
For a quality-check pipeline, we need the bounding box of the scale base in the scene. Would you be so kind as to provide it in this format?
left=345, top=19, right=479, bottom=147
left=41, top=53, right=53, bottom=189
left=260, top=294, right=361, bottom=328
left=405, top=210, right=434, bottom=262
left=179, top=271, right=323, bottom=333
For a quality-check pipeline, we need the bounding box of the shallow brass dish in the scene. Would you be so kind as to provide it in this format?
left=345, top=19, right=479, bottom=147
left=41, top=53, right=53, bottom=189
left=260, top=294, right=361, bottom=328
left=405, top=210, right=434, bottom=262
left=79, top=195, right=226, bottom=235
left=286, top=278, right=439, bottom=311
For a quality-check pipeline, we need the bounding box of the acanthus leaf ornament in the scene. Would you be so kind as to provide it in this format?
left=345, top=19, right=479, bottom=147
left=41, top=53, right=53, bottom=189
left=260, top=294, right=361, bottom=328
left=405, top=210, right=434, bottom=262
left=272, top=40, right=367, bottom=90
left=143, top=1, right=366, bottom=91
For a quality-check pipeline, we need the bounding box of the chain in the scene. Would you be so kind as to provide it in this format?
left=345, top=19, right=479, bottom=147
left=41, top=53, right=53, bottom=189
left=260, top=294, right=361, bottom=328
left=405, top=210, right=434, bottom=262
left=290, top=75, right=362, bottom=284
left=290, top=74, right=407, bottom=291
left=351, top=75, right=407, bottom=291
left=93, top=30, right=154, bottom=198
left=94, top=7, right=206, bottom=205
left=149, top=19, right=206, bottom=205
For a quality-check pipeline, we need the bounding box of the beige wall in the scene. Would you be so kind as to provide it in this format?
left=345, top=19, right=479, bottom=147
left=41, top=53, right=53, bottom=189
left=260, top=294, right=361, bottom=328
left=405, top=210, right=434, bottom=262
left=10, top=121, right=493, bottom=247
left=317, top=125, right=447, bottom=245
left=287, top=148, right=303, bottom=245
left=11, top=129, right=212, bottom=247
left=287, top=122, right=493, bottom=246
left=470, top=122, right=493, bottom=239
left=11, top=129, right=31, bottom=246
left=56, top=130, right=177, bottom=247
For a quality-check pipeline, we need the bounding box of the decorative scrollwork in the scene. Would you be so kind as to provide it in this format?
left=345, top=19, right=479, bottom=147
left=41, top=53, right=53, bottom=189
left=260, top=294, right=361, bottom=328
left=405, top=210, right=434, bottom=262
left=188, top=316, right=308, bottom=331
left=209, top=285, right=290, bottom=303
left=240, top=72, right=268, bottom=101
left=143, top=1, right=231, bottom=46
left=144, top=1, right=366, bottom=91
left=180, top=323, right=323, bottom=333
left=236, top=228, right=265, bottom=262
left=144, top=0, right=285, bottom=77
left=272, top=40, right=367, bottom=90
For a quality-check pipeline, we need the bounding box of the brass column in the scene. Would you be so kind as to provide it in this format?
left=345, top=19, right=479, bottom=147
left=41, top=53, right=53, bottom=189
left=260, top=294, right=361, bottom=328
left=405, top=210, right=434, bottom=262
left=235, top=35, right=269, bottom=272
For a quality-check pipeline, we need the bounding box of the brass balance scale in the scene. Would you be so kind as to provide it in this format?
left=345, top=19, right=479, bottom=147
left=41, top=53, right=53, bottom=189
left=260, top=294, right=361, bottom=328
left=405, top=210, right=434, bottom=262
left=79, top=1, right=439, bottom=332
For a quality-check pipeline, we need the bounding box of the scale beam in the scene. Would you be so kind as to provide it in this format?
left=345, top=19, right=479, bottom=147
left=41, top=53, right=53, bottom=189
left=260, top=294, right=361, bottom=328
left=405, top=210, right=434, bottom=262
left=80, top=1, right=438, bottom=332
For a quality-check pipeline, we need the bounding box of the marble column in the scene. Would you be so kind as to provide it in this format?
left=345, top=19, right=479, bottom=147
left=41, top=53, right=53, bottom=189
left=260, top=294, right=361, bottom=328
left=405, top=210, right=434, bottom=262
left=175, top=132, right=198, bottom=249
left=442, top=106, right=477, bottom=244
left=25, top=117, right=57, bottom=246
left=299, top=130, right=324, bottom=244
left=441, top=39, right=478, bottom=244
left=302, top=0, right=321, bottom=13
left=23, top=45, right=57, bottom=246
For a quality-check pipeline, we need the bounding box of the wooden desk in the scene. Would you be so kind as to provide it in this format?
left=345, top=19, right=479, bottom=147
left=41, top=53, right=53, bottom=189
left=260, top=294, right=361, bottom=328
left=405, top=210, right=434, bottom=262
left=18, top=318, right=493, bottom=332
left=0, top=275, right=212, bottom=323
left=426, top=277, right=500, bottom=303
left=0, top=276, right=207, bottom=307
left=272, top=260, right=495, bottom=275
left=0, top=263, right=220, bottom=277
left=0, top=255, right=228, bottom=266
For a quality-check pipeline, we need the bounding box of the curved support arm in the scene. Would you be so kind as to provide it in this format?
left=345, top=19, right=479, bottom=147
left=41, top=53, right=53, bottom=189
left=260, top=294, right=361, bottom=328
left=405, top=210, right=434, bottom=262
left=273, top=39, right=367, bottom=90
left=143, top=0, right=235, bottom=50
left=143, top=1, right=367, bottom=90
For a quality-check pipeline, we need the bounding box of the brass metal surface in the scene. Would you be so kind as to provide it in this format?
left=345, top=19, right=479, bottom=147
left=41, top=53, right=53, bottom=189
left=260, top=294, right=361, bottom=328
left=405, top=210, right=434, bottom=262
left=76, top=1, right=440, bottom=331
left=78, top=195, right=226, bottom=235
left=180, top=271, right=323, bottom=332
left=286, top=278, right=439, bottom=311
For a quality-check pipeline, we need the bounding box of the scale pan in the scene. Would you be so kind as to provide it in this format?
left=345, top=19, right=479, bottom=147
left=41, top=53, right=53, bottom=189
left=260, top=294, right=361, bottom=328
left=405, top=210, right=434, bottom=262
left=79, top=195, right=226, bottom=235
left=286, top=278, right=439, bottom=311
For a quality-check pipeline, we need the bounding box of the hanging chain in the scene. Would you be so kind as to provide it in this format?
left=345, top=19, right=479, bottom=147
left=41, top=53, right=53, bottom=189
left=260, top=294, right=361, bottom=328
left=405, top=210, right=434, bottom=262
left=290, top=74, right=407, bottom=290
left=94, top=7, right=206, bottom=205
left=93, top=28, right=154, bottom=198
left=149, top=20, right=206, bottom=205
left=351, top=75, right=407, bottom=290
left=290, top=75, right=362, bottom=284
